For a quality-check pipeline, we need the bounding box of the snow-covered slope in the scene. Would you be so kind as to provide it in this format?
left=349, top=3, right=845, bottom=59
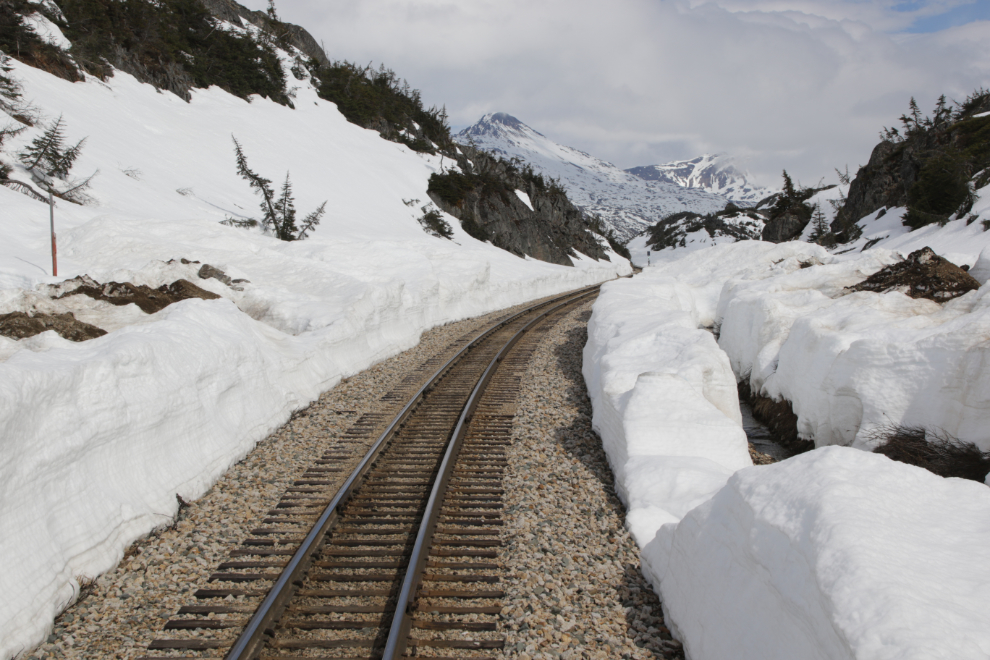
left=455, top=113, right=729, bottom=240
left=0, top=40, right=629, bottom=659
left=627, top=154, right=776, bottom=206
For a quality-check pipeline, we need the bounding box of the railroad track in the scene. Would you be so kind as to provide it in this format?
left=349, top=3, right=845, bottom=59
left=140, top=286, right=598, bottom=660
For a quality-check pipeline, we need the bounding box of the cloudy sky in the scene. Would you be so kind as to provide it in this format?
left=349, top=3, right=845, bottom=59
left=243, top=0, right=990, bottom=186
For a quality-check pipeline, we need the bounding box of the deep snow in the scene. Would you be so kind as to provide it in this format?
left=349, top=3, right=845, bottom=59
left=585, top=240, right=990, bottom=659
left=0, top=41, right=628, bottom=659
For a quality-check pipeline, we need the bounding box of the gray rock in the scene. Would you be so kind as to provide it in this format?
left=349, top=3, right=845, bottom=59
left=198, top=264, right=233, bottom=286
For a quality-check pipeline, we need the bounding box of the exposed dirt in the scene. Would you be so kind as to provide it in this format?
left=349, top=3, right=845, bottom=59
left=846, top=246, right=980, bottom=302
left=0, top=311, right=107, bottom=342
left=59, top=277, right=220, bottom=314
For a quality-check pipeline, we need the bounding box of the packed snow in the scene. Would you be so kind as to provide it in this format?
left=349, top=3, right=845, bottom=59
left=513, top=188, right=534, bottom=211
left=0, top=45, right=629, bottom=658
left=650, top=446, right=990, bottom=660
left=584, top=240, right=990, bottom=659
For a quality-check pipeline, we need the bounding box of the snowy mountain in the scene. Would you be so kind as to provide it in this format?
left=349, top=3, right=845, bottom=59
left=455, top=113, right=729, bottom=241
left=626, top=154, right=776, bottom=206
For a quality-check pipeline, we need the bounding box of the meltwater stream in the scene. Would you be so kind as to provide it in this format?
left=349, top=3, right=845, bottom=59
left=740, top=399, right=792, bottom=461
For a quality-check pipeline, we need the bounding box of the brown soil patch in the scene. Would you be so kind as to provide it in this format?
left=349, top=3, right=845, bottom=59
left=0, top=311, right=107, bottom=342
left=62, top=278, right=220, bottom=314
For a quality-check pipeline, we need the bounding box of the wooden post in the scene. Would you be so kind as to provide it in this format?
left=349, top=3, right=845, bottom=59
left=49, top=189, right=57, bottom=277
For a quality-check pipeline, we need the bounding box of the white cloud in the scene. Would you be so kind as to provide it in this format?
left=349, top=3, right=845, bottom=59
left=252, top=0, right=989, bottom=185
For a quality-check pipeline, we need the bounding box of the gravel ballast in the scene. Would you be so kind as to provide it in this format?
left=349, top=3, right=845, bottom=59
left=24, top=293, right=682, bottom=660
left=499, top=301, right=683, bottom=660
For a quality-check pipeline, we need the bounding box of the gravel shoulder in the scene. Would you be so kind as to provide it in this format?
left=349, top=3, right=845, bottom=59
left=499, top=301, right=683, bottom=660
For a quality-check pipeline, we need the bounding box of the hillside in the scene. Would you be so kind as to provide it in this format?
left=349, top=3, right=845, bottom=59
left=628, top=91, right=990, bottom=269
left=455, top=112, right=729, bottom=241
left=0, top=5, right=630, bottom=657
left=626, top=154, right=775, bottom=206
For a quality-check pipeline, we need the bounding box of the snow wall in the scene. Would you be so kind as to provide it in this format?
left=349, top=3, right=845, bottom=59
left=584, top=240, right=990, bottom=660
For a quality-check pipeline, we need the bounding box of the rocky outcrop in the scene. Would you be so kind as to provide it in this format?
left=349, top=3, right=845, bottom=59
left=761, top=207, right=811, bottom=242
left=428, top=147, right=609, bottom=266
left=198, top=0, right=329, bottom=66
left=646, top=207, right=764, bottom=251
left=846, top=247, right=980, bottom=302
left=761, top=185, right=833, bottom=243
left=833, top=94, right=990, bottom=237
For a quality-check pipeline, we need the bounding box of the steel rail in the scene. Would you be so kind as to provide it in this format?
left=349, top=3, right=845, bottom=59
left=224, top=285, right=598, bottom=660
left=380, top=288, right=598, bottom=660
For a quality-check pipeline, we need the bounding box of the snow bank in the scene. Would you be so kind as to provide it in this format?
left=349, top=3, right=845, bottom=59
left=0, top=56, right=629, bottom=658
left=645, top=447, right=990, bottom=660
left=717, top=246, right=990, bottom=452
left=582, top=249, right=764, bottom=545
left=584, top=240, right=990, bottom=659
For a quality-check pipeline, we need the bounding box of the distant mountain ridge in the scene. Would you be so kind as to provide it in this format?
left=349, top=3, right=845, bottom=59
left=626, top=155, right=776, bottom=206
left=455, top=113, right=729, bottom=240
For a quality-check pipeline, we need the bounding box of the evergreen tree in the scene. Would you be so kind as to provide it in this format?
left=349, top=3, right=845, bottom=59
left=19, top=115, right=86, bottom=180
left=296, top=202, right=326, bottom=240
left=0, top=53, right=22, bottom=111
left=782, top=169, right=797, bottom=200
left=808, top=204, right=835, bottom=248
left=232, top=135, right=278, bottom=227
left=231, top=135, right=326, bottom=241
left=274, top=173, right=298, bottom=240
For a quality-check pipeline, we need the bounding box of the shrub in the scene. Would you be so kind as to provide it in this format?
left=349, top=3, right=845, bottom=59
left=417, top=206, right=452, bottom=239
left=869, top=425, right=990, bottom=482
left=904, top=151, right=970, bottom=229
left=313, top=61, right=450, bottom=150
left=427, top=170, right=478, bottom=207
left=56, top=0, right=287, bottom=103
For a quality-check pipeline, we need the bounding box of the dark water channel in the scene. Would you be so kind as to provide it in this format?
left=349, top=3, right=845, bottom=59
left=740, top=399, right=792, bottom=461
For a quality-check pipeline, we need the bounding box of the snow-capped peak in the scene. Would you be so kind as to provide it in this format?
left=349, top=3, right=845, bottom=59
left=455, top=113, right=730, bottom=240
left=627, top=154, right=776, bottom=206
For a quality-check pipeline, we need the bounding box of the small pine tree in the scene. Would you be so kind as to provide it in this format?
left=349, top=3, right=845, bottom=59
left=782, top=169, right=797, bottom=200
left=19, top=115, right=86, bottom=180
left=0, top=53, right=22, bottom=110
left=231, top=135, right=326, bottom=241
left=808, top=204, right=835, bottom=248
left=835, top=166, right=851, bottom=186
left=274, top=173, right=298, bottom=240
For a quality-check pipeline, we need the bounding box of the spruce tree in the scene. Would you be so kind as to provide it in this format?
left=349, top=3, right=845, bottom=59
left=274, top=173, right=298, bottom=240
left=231, top=135, right=326, bottom=241
left=782, top=170, right=796, bottom=200
left=19, top=115, right=86, bottom=180
left=808, top=204, right=835, bottom=248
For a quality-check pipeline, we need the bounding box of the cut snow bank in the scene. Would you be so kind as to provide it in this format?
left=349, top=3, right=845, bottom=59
left=0, top=59, right=629, bottom=659
left=585, top=240, right=990, bottom=659
left=648, top=447, right=990, bottom=660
